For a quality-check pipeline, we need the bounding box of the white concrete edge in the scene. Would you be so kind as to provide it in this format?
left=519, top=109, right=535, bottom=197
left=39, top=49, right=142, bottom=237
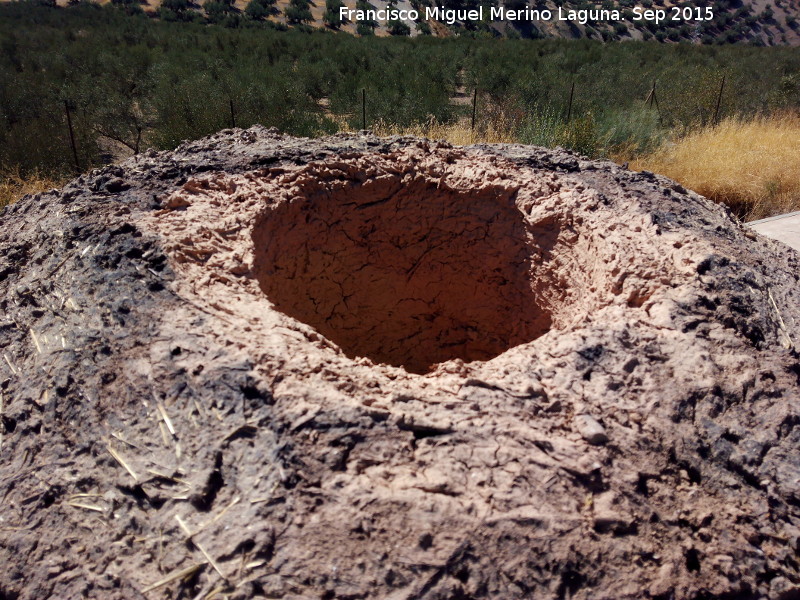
left=746, top=210, right=800, bottom=227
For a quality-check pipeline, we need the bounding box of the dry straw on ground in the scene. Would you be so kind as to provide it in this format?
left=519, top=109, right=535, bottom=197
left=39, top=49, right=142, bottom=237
left=0, top=168, right=65, bottom=209
left=369, top=115, right=518, bottom=145
left=626, top=113, right=800, bottom=221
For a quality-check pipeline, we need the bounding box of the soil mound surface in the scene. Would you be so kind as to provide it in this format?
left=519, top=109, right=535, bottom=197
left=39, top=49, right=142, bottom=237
left=1, top=128, right=799, bottom=600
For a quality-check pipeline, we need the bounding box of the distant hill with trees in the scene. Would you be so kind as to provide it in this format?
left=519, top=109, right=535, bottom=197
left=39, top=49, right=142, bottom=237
left=7, top=0, right=800, bottom=44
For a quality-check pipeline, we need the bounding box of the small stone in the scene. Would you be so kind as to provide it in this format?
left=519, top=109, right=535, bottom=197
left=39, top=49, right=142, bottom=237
left=544, top=400, right=562, bottom=413
left=593, top=491, right=634, bottom=533
left=105, top=178, right=129, bottom=193
left=165, top=193, right=192, bottom=209
left=770, top=576, right=800, bottom=600
left=574, top=414, right=608, bottom=445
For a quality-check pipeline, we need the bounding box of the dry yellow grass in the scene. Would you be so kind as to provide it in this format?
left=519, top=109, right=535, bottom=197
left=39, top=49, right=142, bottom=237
left=5, top=114, right=797, bottom=225
left=360, top=116, right=518, bottom=145
left=624, top=113, right=800, bottom=221
left=0, top=168, right=66, bottom=209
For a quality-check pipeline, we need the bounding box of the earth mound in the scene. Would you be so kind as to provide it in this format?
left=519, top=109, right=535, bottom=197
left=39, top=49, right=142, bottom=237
left=1, top=128, right=799, bottom=600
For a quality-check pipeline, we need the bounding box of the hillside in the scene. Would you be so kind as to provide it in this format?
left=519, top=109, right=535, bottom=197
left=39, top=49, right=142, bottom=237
left=18, top=0, right=800, bottom=44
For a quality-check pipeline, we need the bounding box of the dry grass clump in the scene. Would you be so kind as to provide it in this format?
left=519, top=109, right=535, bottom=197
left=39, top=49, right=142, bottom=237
left=625, top=113, right=800, bottom=221
left=0, top=168, right=66, bottom=209
left=368, top=116, right=518, bottom=145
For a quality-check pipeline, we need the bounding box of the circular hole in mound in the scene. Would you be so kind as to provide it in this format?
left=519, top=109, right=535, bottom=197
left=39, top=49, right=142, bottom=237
left=252, top=170, right=556, bottom=374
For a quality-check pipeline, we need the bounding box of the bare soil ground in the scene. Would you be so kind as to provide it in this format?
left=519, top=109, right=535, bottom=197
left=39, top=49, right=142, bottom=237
left=1, top=128, right=799, bottom=599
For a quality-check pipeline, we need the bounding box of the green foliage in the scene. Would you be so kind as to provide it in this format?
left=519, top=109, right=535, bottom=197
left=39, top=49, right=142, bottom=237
left=387, top=19, right=411, bottom=35
left=244, top=0, right=277, bottom=19
left=285, top=0, right=312, bottom=24
left=356, top=0, right=377, bottom=35
left=110, top=0, right=144, bottom=16
left=323, top=0, right=345, bottom=29
left=205, top=0, right=234, bottom=24
left=160, top=0, right=199, bottom=21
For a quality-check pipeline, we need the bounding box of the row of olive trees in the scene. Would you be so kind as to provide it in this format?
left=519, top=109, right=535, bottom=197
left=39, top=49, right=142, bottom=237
left=155, top=0, right=412, bottom=34
left=0, top=2, right=461, bottom=175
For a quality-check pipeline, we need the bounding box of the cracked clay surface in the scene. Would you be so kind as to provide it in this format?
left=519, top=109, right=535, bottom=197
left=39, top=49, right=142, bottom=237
left=1, top=127, right=799, bottom=599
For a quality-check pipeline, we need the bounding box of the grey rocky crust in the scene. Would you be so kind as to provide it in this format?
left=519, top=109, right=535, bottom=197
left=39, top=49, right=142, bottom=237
left=1, top=126, right=799, bottom=600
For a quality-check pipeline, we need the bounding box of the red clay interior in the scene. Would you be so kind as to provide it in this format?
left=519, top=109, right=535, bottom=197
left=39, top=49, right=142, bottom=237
left=252, top=173, right=555, bottom=373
